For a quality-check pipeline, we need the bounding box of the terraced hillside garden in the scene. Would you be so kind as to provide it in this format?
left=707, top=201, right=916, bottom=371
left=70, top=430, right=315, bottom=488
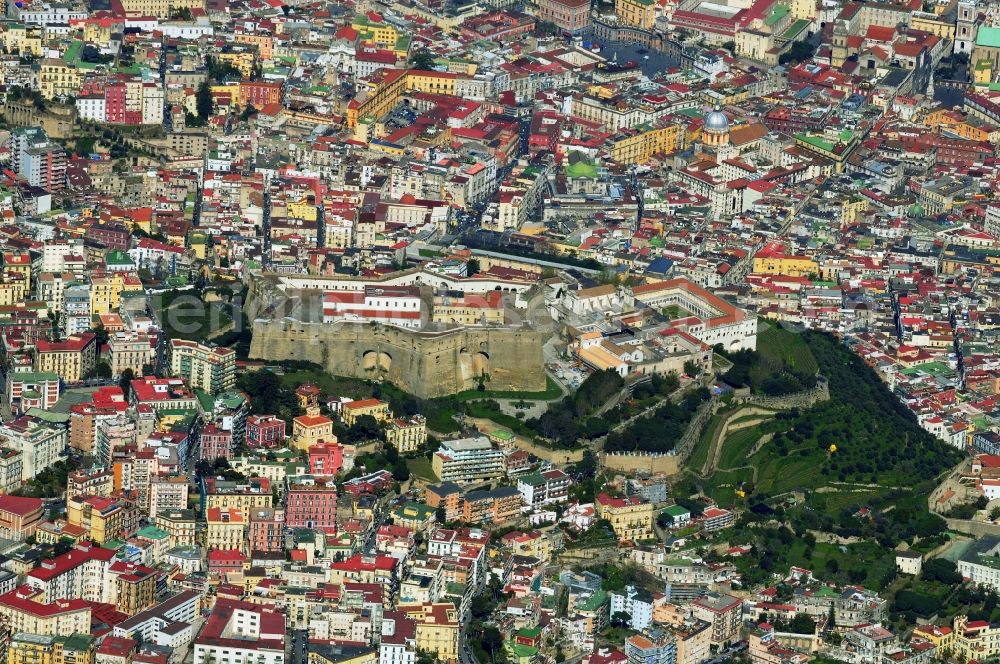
left=719, top=325, right=819, bottom=396
left=681, top=331, right=964, bottom=589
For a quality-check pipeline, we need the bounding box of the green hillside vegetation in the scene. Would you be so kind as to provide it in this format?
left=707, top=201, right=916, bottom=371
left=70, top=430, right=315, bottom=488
left=717, top=424, right=770, bottom=469
left=777, top=331, right=961, bottom=486
left=705, top=331, right=961, bottom=497
left=246, top=366, right=562, bottom=435
left=245, top=364, right=685, bottom=449
left=603, top=387, right=712, bottom=454
left=703, top=467, right=754, bottom=507
left=153, top=288, right=235, bottom=342
left=756, top=325, right=819, bottom=374
left=685, top=331, right=964, bottom=589
left=687, top=410, right=725, bottom=471
left=720, top=325, right=819, bottom=395
left=526, top=369, right=625, bottom=444
left=525, top=370, right=688, bottom=448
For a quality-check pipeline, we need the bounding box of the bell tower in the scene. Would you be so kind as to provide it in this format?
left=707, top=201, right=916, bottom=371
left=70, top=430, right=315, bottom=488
left=956, top=0, right=979, bottom=56
left=831, top=19, right=849, bottom=67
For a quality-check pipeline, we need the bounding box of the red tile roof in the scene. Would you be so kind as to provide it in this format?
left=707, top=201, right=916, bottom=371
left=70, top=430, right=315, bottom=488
left=343, top=398, right=387, bottom=410
left=596, top=492, right=643, bottom=508
left=0, top=495, right=42, bottom=517
left=197, top=598, right=285, bottom=650
left=97, top=637, right=137, bottom=657
left=0, top=587, right=89, bottom=616
left=28, top=542, right=116, bottom=582
left=331, top=553, right=398, bottom=573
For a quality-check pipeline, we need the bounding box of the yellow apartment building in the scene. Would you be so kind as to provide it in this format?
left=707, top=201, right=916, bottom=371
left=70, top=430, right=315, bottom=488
left=35, top=333, right=97, bottom=383
left=405, top=70, right=457, bottom=95
left=201, top=478, right=274, bottom=515
left=234, top=33, right=273, bottom=61
left=910, top=11, right=955, bottom=39
left=752, top=246, right=819, bottom=277
left=403, top=604, right=460, bottom=662
left=615, top=0, right=656, bottom=29
left=347, top=68, right=407, bottom=129
left=4, top=24, right=43, bottom=57
left=610, top=125, right=684, bottom=164
left=66, top=496, right=125, bottom=544
left=287, top=198, right=319, bottom=221
left=9, top=633, right=95, bottom=664
left=0, top=594, right=91, bottom=636
left=39, top=60, right=82, bottom=100
left=216, top=48, right=256, bottom=78
left=596, top=492, right=654, bottom=541
left=385, top=416, right=427, bottom=453
left=206, top=506, right=246, bottom=552
left=342, top=399, right=392, bottom=427
left=115, top=565, right=157, bottom=615
left=291, top=415, right=335, bottom=451
left=117, top=0, right=203, bottom=18
left=2, top=251, right=31, bottom=283
left=431, top=292, right=505, bottom=326
left=0, top=275, right=27, bottom=307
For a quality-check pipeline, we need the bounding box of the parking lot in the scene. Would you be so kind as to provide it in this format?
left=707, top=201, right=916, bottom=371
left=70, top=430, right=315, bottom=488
left=384, top=103, right=417, bottom=131
left=543, top=338, right=586, bottom=391
left=577, top=32, right=681, bottom=78
left=549, top=360, right=584, bottom=390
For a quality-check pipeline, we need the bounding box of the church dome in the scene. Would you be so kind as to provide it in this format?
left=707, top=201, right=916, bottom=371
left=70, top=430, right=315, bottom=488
left=704, top=106, right=730, bottom=134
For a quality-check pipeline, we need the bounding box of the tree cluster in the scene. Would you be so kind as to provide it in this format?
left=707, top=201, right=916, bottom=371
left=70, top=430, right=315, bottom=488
left=6, top=85, right=46, bottom=110
left=567, top=451, right=598, bottom=502
left=205, top=56, right=243, bottom=82
left=195, top=457, right=247, bottom=482
left=466, top=574, right=510, bottom=664
left=604, top=386, right=711, bottom=453
left=236, top=370, right=300, bottom=425
left=921, top=558, right=962, bottom=585
left=347, top=441, right=409, bottom=482
left=526, top=369, right=624, bottom=447
left=766, top=613, right=816, bottom=635
left=80, top=44, right=114, bottom=64
left=720, top=347, right=816, bottom=397
left=893, top=589, right=942, bottom=619
left=794, top=332, right=963, bottom=487
left=14, top=459, right=75, bottom=498
left=196, top=81, right=214, bottom=121
left=779, top=41, right=817, bottom=65
left=408, top=49, right=437, bottom=70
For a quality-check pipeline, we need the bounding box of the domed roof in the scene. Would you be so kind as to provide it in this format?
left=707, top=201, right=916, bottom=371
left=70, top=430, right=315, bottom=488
left=704, top=106, right=730, bottom=133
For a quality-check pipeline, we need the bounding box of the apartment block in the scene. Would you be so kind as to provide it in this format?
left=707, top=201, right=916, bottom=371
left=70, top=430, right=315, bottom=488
left=206, top=507, right=247, bottom=552
left=517, top=469, right=571, bottom=507
left=0, top=415, right=68, bottom=483
left=107, top=333, right=155, bottom=378
left=9, top=633, right=94, bottom=664
left=194, top=599, right=285, bottom=664
left=285, top=476, right=338, bottom=532
left=432, top=437, right=505, bottom=484
left=0, top=495, right=43, bottom=541
left=34, top=333, right=97, bottom=383
left=596, top=493, right=654, bottom=542
left=167, top=339, right=236, bottom=395
left=341, top=399, right=392, bottom=427
left=385, top=415, right=427, bottom=453
left=247, top=415, right=286, bottom=448
left=692, top=593, right=743, bottom=646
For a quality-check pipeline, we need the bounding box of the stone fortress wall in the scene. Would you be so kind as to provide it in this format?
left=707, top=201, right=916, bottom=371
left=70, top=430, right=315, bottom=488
left=249, top=319, right=547, bottom=399
left=245, top=269, right=547, bottom=398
